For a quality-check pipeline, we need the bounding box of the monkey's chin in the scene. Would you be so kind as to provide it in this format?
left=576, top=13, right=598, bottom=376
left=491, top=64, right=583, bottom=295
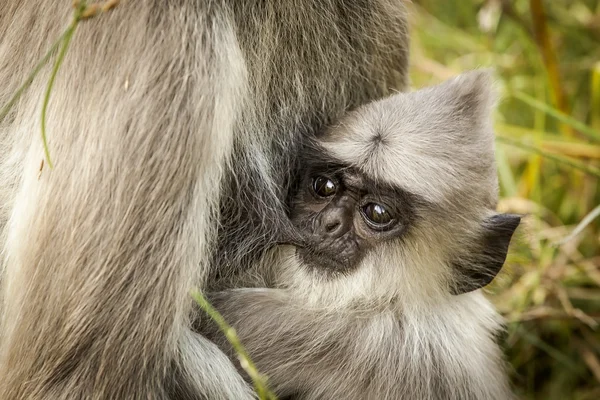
left=295, top=248, right=354, bottom=275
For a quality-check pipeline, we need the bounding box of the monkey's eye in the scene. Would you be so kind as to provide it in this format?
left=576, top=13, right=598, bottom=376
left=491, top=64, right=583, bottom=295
left=311, top=176, right=337, bottom=198
left=361, top=203, right=394, bottom=229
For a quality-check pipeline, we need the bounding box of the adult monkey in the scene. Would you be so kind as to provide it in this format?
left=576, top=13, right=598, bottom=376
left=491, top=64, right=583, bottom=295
left=0, top=1, right=409, bottom=399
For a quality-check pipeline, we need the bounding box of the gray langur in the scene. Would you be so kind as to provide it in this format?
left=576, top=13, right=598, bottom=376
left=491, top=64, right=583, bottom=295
left=200, top=71, right=520, bottom=400
left=0, top=1, right=410, bottom=399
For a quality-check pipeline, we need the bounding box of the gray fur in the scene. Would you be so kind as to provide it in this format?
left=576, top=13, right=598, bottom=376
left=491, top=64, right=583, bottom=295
left=202, top=71, right=517, bottom=400
left=0, top=1, right=409, bottom=399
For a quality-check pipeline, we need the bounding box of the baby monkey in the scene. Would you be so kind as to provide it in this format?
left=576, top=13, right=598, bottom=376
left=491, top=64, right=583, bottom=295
left=199, top=70, right=520, bottom=400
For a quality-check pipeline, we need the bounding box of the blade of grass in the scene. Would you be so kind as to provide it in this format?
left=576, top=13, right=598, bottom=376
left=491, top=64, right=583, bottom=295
left=495, top=122, right=561, bottom=139
left=411, top=4, right=488, bottom=53
left=41, top=14, right=81, bottom=169
left=496, top=144, right=518, bottom=197
left=191, top=290, right=277, bottom=400
left=3, top=1, right=120, bottom=168
left=496, top=135, right=600, bottom=178
left=521, top=79, right=547, bottom=199
left=555, top=204, right=600, bottom=246
left=511, top=91, right=600, bottom=142
left=0, top=30, right=70, bottom=123
left=496, top=123, right=600, bottom=158
left=591, top=63, right=600, bottom=131
left=511, top=324, right=579, bottom=372
left=529, top=0, right=571, bottom=135
left=541, top=140, right=600, bottom=159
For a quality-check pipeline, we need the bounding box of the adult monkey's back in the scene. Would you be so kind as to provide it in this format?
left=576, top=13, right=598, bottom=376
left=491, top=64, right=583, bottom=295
left=0, top=1, right=409, bottom=399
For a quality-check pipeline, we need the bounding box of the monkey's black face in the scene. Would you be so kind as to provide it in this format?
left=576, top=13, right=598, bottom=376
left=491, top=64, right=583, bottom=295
left=288, top=159, right=416, bottom=274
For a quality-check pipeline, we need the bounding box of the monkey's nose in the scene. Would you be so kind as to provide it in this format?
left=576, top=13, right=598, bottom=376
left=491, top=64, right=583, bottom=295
left=319, top=212, right=347, bottom=239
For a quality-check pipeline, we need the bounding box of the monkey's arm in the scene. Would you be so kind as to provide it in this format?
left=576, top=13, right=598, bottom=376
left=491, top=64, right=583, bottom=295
left=201, top=288, right=515, bottom=400
left=198, top=289, right=372, bottom=399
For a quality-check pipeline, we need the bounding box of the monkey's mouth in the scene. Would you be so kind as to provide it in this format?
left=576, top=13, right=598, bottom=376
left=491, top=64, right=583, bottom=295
left=295, top=247, right=358, bottom=274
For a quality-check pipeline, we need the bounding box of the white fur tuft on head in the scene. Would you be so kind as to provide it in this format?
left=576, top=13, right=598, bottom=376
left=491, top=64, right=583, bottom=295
left=322, top=70, right=499, bottom=208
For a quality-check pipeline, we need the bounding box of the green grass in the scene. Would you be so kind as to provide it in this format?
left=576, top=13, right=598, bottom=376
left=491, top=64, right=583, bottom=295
left=410, top=1, right=600, bottom=398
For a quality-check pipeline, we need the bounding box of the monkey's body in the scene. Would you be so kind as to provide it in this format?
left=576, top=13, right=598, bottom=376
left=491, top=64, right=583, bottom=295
left=202, top=72, right=519, bottom=400
left=0, top=1, right=409, bottom=399
left=205, top=286, right=509, bottom=400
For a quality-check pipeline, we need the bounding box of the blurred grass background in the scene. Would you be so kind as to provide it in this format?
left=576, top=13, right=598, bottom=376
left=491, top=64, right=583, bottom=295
left=409, top=1, right=600, bottom=398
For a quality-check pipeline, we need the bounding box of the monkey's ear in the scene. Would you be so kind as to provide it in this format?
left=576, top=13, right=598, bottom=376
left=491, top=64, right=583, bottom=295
left=451, top=213, right=521, bottom=295
left=437, top=69, right=497, bottom=130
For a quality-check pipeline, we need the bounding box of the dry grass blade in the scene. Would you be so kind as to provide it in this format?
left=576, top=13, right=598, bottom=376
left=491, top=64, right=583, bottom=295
left=529, top=0, right=571, bottom=135
left=496, top=135, right=600, bottom=178
left=555, top=204, right=600, bottom=246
